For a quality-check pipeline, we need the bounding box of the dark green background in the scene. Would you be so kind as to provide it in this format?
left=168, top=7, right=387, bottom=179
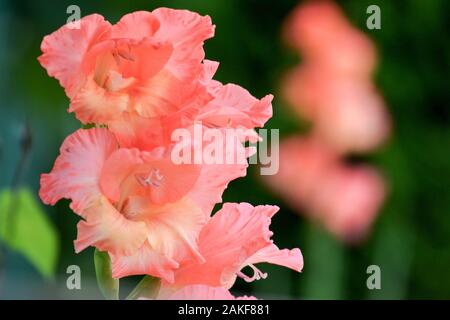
left=0, top=0, right=449, bottom=299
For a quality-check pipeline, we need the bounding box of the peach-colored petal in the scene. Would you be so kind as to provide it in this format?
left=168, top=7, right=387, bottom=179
left=133, top=69, right=194, bottom=118
left=143, top=198, right=206, bottom=264
left=109, top=196, right=205, bottom=280
left=39, top=128, right=117, bottom=214
left=152, top=8, right=215, bottom=81
left=244, top=244, right=303, bottom=274
left=111, top=242, right=179, bottom=282
left=39, top=14, right=111, bottom=98
left=197, top=84, right=273, bottom=129
left=108, top=113, right=167, bottom=150
left=201, top=60, right=220, bottom=83
left=111, top=11, right=160, bottom=39
left=99, top=147, right=200, bottom=205
left=171, top=203, right=303, bottom=289
left=167, top=285, right=256, bottom=300
left=74, top=196, right=148, bottom=256
left=116, top=38, right=173, bottom=82
left=69, top=74, right=130, bottom=124
left=138, top=153, right=201, bottom=205
left=99, top=148, right=144, bottom=203
left=187, top=128, right=249, bottom=216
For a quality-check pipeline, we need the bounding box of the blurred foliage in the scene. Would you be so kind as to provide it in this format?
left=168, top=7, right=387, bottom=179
left=0, top=188, right=58, bottom=278
left=0, top=0, right=449, bottom=299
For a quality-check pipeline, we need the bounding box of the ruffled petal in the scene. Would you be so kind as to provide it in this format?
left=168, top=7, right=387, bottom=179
left=69, top=74, right=130, bottom=124
left=187, top=128, right=249, bottom=216
left=117, top=38, right=173, bottom=82
left=152, top=8, right=215, bottom=81
left=108, top=113, right=167, bottom=150
left=144, top=197, right=206, bottom=264
left=133, top=68, right=210, bottom=118
left=38, top=14, right=111, bottom=98
left=197, top=83, right=273, bottom=129
left=39, top=128, right=117, bottom=214
left=111, top=11, right=160, bottom=40
left=74, top=196, right=148, bottom=256
left=172, top=203, right=276, bottom=289
left=99, top=148, right=143, bottom=203
left=245, top=244, right=303, bottom=273
left=138, top=152, right=201, bottom=205
left=110, top=242, right=179, bottom=282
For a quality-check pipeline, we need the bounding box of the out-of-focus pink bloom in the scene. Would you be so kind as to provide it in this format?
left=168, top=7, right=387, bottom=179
left=39, top=11, right=273, bottom=150
left=264, top=136, right=386, bottom=242
left=39, top=127, right=249, bottom=282
left=263, top=136, right=337, bottom=210
left=282, top=66, right=317, bottom=122
left=312, top=75, right=391, bottom=154
left=283, top=0, right=376, bottom=77
left=166, top=285, right=256, bottom=300
left=283, top=66, right=390, bottom=153
left=281, top=0, right=390, bottom=154
left=157, top=203, right=303, bottom=296
left=312, top=165, right=386, bottom=243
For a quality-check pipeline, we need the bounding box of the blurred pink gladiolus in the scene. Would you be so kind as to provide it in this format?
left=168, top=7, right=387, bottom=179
left=283, top=0, right=377, bottom=78
left=282, top=0, right=390, bottom=154
left=264, top=137, right=386, bottom=242
left=264, top=0, right=391, bottom=243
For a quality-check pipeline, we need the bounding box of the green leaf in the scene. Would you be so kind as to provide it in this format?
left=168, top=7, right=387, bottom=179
left=94, top=249, right=119, bottom=300
left=0, top=188, right=59, bottom=278
left=126, top=276, right=161, bottom=300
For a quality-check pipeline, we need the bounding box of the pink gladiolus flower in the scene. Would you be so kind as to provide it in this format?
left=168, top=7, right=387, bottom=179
left=166, top=285, right=256, bottom=300
left=39, top=127, right=250, bottom=282
left=38, top=8, right=295, bottom=299
left=39, top=10, right=273, bottom=150
left=39, top=9, right=214, bottom=123
left=264, top=136, right=386, bottom=242
left=157, top=203, right=303, bottom=296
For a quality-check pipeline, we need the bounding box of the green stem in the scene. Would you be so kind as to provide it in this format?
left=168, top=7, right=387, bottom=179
left=94, top=249, right=120, bottom=300
left=126, top=275, right=160, bottom=300
left=302, top=223, right=346, bottom=299
left=367, top=216, right=414, bottom=299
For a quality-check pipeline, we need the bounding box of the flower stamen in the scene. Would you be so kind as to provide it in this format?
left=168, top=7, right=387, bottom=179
left=237, top=264, right=268, bottom=283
